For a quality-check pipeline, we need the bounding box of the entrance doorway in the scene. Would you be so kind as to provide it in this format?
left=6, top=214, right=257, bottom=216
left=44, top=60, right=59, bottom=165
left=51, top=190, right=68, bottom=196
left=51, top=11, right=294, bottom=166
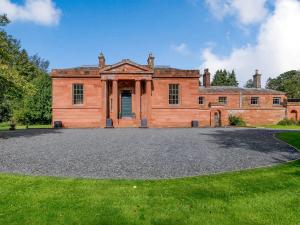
left=121, top=90, right=132, bottom=118
left=214, top=111, right=221, bottom=127
left=291, top=110, right=298, bottom=121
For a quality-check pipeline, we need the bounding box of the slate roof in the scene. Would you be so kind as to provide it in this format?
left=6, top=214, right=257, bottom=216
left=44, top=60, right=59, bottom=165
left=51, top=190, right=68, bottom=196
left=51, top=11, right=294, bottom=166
left=199, top=86, right=286, bottom=95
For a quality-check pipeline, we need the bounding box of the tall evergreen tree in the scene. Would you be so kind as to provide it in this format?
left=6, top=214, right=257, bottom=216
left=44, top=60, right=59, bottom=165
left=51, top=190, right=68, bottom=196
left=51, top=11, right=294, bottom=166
left=211, top=70, right=228, bottom=86
left=211, top=69, right=239, bottom=86
left=227, top=70, right=239, bottom=86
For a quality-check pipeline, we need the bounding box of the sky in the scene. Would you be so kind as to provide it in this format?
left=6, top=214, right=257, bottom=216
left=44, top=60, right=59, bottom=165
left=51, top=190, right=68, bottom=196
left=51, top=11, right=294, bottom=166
left=1, top=0, right=300, bottom=86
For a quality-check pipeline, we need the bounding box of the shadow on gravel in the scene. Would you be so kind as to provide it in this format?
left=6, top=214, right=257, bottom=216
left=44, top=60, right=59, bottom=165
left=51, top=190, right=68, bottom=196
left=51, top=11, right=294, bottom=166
left=199, top=128, right=300, bottom=154
left=0, top=129, right=61, bottom=139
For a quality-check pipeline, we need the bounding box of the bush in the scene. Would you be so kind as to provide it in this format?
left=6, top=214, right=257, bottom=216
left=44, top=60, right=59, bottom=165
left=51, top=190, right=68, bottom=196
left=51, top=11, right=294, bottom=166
left=229, top=115, right=246, bottom=126
left=277, top=118, right=300, bottom=126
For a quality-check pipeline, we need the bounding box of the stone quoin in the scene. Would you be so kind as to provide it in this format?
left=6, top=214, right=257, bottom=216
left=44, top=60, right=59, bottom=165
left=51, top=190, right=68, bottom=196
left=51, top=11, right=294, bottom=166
left=51, top=53, right=300, bottom=128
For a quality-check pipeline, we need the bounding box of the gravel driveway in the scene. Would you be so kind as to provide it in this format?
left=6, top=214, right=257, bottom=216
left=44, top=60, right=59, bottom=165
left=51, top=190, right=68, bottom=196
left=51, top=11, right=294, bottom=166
left=0, top=128, right=299, bottom=179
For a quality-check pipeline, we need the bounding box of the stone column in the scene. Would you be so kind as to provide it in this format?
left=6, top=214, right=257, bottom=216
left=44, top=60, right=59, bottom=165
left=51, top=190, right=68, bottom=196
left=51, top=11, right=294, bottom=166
left=112, top=80, right=118, bottom=121
left=102, top=80, right=108, bottom=126
left=135, top=80, right=141, bottom=122
left=146, top=80, right=152, bottom=125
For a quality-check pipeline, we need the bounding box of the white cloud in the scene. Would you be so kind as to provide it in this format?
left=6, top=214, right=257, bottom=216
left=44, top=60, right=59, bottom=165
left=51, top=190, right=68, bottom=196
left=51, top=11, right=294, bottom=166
left=171, top=43, right=192, bottom=56
left=201, top=0, right=300, bottom=86
left=205, top=0, right=269, bottom=25
left=0, top=0, right=61, bottom=26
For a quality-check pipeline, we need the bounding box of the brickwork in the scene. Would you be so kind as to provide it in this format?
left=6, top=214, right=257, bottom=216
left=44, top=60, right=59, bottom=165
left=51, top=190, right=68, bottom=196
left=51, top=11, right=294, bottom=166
left=52, top=78, right=102, bottom=128
left=287, top=103, right=300, bottom=121
left=51, top=54, right=296, bottom=128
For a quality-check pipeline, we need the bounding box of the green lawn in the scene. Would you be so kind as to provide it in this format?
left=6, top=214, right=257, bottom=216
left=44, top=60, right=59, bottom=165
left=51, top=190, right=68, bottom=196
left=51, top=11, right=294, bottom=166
left=0, top=132, right=299, bottom=225
left=260, top=124, right=300, bottom=130
left=0, top=122, right=52, bottom=131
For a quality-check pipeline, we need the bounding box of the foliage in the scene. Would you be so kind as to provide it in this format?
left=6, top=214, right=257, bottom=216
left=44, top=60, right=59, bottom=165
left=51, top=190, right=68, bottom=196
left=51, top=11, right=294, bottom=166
left=0, top=122, right=51, bottom=131
left=211, top=69, right=239, bottom=86
left=0, top=14, right=52, bottom=124
left=277, top=118, right=300, bottom=126
left=244, top=79, right=254, bottom=88
left=0, top=14, right=9, bottom=26
left=266, top=70, right=300, bottom=98
left=229, top=114, right=246, bottom=126
left=14, top=74, right=52, bottom=124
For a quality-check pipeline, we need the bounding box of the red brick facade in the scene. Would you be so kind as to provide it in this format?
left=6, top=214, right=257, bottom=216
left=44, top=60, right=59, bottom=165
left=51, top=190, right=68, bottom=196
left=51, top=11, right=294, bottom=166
left=51, top=54, right=298, bottom=128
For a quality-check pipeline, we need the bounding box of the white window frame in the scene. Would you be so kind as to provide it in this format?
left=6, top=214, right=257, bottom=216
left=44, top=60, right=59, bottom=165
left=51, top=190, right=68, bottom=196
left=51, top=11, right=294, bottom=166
left=273, top=97, right=281, bottom=105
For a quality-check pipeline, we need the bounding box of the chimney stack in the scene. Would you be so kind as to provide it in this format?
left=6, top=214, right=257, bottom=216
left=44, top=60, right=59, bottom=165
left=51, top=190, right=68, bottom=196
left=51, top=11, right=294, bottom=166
left=98, top=52, right=105, bottom=68
left=253, top=69, right=261, bottom=88
left=147, top=53, right=155, bottom=69
left=203, top=68, right=211, bottom=87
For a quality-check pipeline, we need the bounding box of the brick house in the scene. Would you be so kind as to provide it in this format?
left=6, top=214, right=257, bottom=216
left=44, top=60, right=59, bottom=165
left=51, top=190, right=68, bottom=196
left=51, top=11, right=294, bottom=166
left=51, top=54, right=300, bottom=128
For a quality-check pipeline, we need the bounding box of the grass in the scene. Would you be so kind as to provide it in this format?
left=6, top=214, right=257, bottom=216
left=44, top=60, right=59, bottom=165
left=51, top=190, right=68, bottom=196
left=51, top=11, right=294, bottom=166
left=0, top=132, right=299, bottom=225
left=0, top=122, right=51, bottom=131
left=275, top=132, right=300, bottom=149
left=258, top=124, right=300, bottom=130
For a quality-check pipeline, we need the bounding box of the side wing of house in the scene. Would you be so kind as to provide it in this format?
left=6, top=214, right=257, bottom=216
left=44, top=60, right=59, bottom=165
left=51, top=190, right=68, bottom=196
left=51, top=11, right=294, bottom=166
left=51, top=68, right=102, bottom=128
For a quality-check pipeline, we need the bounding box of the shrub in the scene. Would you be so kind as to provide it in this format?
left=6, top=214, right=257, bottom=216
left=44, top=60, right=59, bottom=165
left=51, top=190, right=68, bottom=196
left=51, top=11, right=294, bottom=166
left=277, top=118, right=300, bottom=126
left=229, top=115, right=246, bottom=126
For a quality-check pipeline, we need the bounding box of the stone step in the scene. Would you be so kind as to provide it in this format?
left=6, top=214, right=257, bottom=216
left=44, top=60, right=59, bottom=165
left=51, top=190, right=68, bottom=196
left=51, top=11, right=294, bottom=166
left=115, top=118, right=137, bottom=128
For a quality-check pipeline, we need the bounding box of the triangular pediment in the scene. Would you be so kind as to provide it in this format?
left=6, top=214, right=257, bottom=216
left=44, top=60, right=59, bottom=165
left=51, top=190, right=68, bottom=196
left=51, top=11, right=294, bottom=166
left=100, top=59, right=152, bottom=73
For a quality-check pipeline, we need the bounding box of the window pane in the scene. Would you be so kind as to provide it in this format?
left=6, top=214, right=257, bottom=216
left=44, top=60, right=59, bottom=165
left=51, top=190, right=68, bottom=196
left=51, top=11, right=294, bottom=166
left=219, top=97, right=227, bottom=104
left=73, top=84, right=83, bottom=104
left=251, top=97, right=259, bottom=105
left=273, top=97, right=280, bottom=105
left=199, top=97, right=204, bottom=105
left=169, top=84, right=179, bottom=105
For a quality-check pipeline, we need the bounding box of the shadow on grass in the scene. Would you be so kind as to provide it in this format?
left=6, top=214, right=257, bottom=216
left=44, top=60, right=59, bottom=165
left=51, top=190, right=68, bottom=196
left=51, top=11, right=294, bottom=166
left=0, top=128, right=61, bottom=139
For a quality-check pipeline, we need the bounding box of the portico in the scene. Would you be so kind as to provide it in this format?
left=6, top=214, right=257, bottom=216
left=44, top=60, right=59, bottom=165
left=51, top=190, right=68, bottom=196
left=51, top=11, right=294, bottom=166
left=99, top=57, right=154, bottom=128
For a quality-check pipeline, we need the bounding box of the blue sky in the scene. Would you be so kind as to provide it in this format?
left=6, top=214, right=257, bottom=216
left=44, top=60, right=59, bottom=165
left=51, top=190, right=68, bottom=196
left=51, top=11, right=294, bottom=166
left=4, top=0, right=256, bottom=68
left=2, top=0, right=300, bottom=85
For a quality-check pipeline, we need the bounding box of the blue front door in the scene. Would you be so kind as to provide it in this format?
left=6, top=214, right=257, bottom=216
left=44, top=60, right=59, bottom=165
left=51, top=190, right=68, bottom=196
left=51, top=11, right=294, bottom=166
left=121, top=90, right=132, bottom=117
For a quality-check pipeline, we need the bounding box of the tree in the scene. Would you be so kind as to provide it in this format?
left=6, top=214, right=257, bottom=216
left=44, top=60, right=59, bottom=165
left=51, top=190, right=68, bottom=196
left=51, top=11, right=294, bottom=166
left=30, top=54, right=50, bottom=73
left=14, top=73, right=52, bottom=124
left=244, top=79, right=254, bottom=88
left=211, top=69, right=239, bottom=86
left=211, top=70, right=228, bottom=86
left=228, top=70, right=239, bottom=86
left=0, top=14, right=51, bottom=124
left=266, top=70, right=300, bottom=98
left=0, top=14, right=9, bottom=26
